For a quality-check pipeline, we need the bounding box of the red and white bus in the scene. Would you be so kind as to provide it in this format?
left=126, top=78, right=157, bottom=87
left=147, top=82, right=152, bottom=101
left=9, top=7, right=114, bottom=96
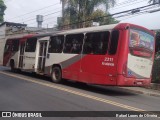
left=2, top=23, right=155, bottom=86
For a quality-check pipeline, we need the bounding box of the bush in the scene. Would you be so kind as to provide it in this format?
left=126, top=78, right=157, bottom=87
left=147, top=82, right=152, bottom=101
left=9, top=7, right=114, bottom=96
left=152, top=53, right=160, bottom=83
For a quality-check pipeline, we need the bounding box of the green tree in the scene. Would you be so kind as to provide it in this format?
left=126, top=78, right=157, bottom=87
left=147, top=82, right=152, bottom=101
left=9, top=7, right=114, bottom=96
left=58, top=0, right=117, bottom=29
left=60, top=0, right=68, bottom=22
left=89, top=9, right=118, bottom=26
left=0, top=0, right=6, bottom=22
left=152, top=31, right=160, bottom=83
left=155, top=31, right=160, bottom=53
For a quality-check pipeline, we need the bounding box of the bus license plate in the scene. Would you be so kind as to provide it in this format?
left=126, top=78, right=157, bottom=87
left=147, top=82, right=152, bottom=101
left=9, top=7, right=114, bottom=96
left=136, top=82, right=142, bottom=85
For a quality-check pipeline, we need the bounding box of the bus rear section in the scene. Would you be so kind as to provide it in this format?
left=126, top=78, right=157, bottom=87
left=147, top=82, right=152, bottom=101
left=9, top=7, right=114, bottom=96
left=116, top=24, right=155, bottom=86
left=43, top=23, right=155, bottom=86
left=3, top=39, right=20, bottom=70
left=3, top=35, right=36, bottom=71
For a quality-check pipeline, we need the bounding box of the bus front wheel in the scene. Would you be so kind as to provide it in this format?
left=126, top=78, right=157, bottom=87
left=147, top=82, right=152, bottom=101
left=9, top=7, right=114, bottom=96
left=51, top=67, right=62, bottom=83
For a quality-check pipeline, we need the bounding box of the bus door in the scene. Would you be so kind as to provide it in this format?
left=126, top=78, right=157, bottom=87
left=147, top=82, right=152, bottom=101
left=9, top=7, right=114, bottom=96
left=37, top=40, right=48, bottom=72
left=19, top=42, right=25, bottom=68
left=23, top=38, right=37, bottom=71
left=80, top=31, right=119, bottom=85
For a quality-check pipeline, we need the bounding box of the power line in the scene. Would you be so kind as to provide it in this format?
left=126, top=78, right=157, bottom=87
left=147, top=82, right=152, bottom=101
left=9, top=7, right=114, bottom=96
left=21, top=1, right=153, bottom=26
left=25, top=3, right=160, bottom=28
left=19, top=10, right=61, bottom=23
left=13, top=6, right=62, bottom=23
left=40, top=3, right=159, bottom=29
left=5, top=0, right=150, bottom=29
left=119, top=6, right=160, bottom=21
left=3, top=0, right=160, bottom=32
left=6, top=0, right=145, bottom=23
left=2, top=3, right=159, bottom=37
left=110, top=0, right=147, bottom=11
left=6, top=2, right=61, bottom=20
left=59, top=4, right=157, bottom=27
left=27, top=15, right=60, bottom=26
left=6, top=2, right=159, bottom=30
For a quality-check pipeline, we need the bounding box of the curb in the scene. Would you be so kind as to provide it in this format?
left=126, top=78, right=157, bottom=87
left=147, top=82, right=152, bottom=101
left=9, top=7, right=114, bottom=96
left=145, top=83, right=160, bottom=91
left=120, top=87, right=160, bottom=97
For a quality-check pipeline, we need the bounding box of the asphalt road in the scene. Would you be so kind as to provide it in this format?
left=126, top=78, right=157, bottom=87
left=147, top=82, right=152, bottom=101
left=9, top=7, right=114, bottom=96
left=0, top=66, right=160, bottom=120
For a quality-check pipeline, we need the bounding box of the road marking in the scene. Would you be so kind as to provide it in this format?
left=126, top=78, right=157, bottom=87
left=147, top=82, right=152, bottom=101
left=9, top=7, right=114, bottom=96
left=0, top=71, right=145, bottom=111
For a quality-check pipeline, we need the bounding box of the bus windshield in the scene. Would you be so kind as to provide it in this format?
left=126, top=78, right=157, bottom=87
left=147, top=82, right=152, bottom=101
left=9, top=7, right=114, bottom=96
left=129, top=28, right=154, bottom=57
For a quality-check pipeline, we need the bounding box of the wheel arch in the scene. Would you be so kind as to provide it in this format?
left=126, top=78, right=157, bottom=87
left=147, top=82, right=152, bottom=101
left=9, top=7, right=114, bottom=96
left=51, top=64, right=63, bottom=83
left=10, top=59, right=15, bottom=67
left=51, top=64, right=62, bottom=75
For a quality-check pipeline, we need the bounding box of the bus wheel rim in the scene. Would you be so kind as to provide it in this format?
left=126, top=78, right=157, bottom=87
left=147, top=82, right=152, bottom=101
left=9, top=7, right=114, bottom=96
left=52, top=69, right=59, bottom=80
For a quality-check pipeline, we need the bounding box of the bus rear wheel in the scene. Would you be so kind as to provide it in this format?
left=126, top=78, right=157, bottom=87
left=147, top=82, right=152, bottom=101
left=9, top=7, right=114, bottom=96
left=51, top=67, right=62, bottom=83
left=10, top=60, right=15, bottom=72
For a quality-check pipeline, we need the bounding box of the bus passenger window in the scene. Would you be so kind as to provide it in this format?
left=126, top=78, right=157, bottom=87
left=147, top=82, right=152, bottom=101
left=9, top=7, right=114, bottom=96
left=63, top=34, right=84, bottom=54
left=83, top=31, right=110, bottom=55
left=108, top=30, right=119, bottom=55
left=48, top=36, right=64, bottom=53
left=12, top=39, right=19, bottom=52
left=25, top=38, right=37, bottom=52
left=4, top=40, right=11, bottom=53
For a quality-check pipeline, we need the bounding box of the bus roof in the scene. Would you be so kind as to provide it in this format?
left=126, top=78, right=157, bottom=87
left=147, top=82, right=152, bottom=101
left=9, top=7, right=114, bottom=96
left=58, top=24, right=117, bottom=35
left=6, top=34, right=36, bottom=40
left=31, top=23, right=118, bottom=38
left=5, top=23, right=154, bottom=40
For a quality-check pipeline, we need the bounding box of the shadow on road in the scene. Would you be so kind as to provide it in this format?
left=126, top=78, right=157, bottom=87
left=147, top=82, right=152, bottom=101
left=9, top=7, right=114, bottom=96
left=4, top=69, right=137, bottom=97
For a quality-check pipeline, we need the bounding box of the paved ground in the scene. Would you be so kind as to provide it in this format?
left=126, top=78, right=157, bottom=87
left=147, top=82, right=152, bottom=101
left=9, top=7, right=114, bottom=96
left=0, top=66, right=160, bottom=120
left=120, top=86, right=160, bottom=97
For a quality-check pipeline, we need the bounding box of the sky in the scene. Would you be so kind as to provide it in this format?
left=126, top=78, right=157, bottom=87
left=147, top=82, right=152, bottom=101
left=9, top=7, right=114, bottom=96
left=3, top=0, right=160, bottom=30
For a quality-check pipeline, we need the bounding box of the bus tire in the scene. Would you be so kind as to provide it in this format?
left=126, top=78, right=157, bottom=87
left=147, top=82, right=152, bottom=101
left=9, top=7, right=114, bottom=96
left=10, top=60, right=15, bottom=72
left=51, top=66, right=62, bottom=83
left=17, top=69, right=21, bottom=73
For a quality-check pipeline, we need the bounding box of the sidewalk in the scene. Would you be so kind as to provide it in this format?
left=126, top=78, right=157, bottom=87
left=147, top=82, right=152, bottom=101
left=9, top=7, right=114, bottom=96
left=120, top=83, right=160, bottom=97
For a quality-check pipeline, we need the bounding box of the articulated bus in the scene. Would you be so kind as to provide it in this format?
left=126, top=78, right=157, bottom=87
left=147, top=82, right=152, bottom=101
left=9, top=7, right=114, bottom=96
left=3, top=23, right=155, bottom=86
